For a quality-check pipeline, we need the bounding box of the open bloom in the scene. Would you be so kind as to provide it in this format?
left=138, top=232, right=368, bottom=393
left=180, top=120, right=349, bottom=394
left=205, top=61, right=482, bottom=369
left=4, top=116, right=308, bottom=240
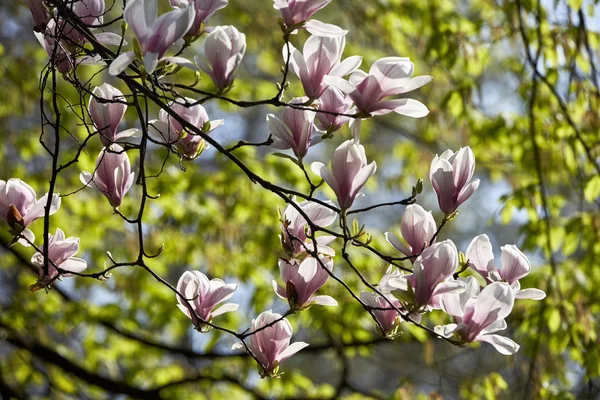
left=430, top=147, right=480, bottom=214
left=273, top=257, right=337, bottom=310
left=74, top=0, right=106, bottom=26
left=176, top=270, right=238, bottom=330
left=0, top=178, right=60, bottom=244
left=170, top=0, right=229, bottom=39
left=360, top=291, right=401, bottom=337
left=279, top=199, right=336, bottom=258
left=311, top=139, right=376, bottom=209
left=466, top=234, right=546, bottom=300
left=315, top=86, right=353, bottom=133
left=436, top=278, right=520, bottom=355
left=80, top=145, right=135, bottom=208
left=89, top=83, right=139, bottom=146
left=149, top=97, right=223, bottom=159
left=232, top=310, right=309, bottom=377
left=109, top=0, right=196, bottom=75
left=196, top=25, right=246, bottom=91
left=30, top=228, right=87, bottom=291
left=385, top=204, right=436, bottom=262
left=387, top=240, right=465, bottom=311
left=274, top=0, right=346, bottom=37
left=286, top=35, right=361, bottom=99
left=325, top=57, right=431, bottom=117
left=268, top=100, right=321, bottom=159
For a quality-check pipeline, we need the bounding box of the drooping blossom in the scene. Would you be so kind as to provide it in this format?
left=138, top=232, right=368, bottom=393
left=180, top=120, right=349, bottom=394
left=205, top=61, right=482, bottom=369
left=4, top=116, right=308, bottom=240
left=436, top=277, right=520, bottom=355
left=387, top=240, right=465, bottom=311
left=232, top=310, right=309, bottom=377
left=279, top=199, right=337, bottom=258
left=360, top=291, right=401, bottom=337
left=325, top=57, right=432, bottom=117
left=196, top=25, right=246, bottom=91
left=274, top=0, right=346, bottom=37
left=23, top=0, right=50, bottom=30
left=315, top=86, right=353, bottom=133
left=466, top=234, right=546, bottom=300
left=170, top=0, right=229, bottom=39
left=430, top=147, right=480, bottom=214
left=311, top=139, right=376, bottom=209
left=285, top=35, right=361, bottom=99
left=176, top=270, right=238, bottom=331
left=89, top=83, right=139, bottom=146
left=30, top=228, right=87, bottom=291
left=0, top=178, right=61, bottom=245
left=79, top=145, right=135, bottom=208
left=273, top=257, right=337, bottom=310
left=385, top=204, right=436, bottom=262
left=268, top=99, right=321, bottom=159
left=109, top=0, right=196, bottom=75
left=149, top=97, right=223, bottom=159
left=35, top=21, right=77, bottom=74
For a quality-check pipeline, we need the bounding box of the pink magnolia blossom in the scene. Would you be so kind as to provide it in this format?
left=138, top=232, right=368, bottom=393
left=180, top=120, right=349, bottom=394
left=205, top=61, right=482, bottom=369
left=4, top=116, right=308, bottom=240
left=273, top=257, right=337, bottom=310
left=436, top=277, right=520, bottom=355
left=387, top=240, right=465, bottom=311
left=268, top=99, right=321, bottom=159
left=360, top=291, right=401, bottom=337
left=0, top=178, right=61, bottom=245
left=176, top=270, right=238, bottom=330
left=34, top=21, right=76, bottom=74
left=466, top=234, right=546, bottom=300
left=279, top=199, right=336, bottom=258
left=30, top=228, right=87, bottom=291
left=385, top=204, right=436, bottom=262
left=315, top=86, right=353, bottom=133
left=23, top=0, right=50, bottom=30
left=232, top=310, right=309, bottom=377
left=311, top=139, right=377, bottom=209
left=74, top=0, right=106, bottom=26
left=274, top=0, right=346, bottom=37
left=285, top=35, right=361, bottom=99
left=89, top=83, right=139, bottom=146
left=325, top=57, right=432, bottom=117
left=109, top=0, right=196, bottom=75
left=430, top=147, right=480, bottom=214
left=80, top=145, right=135, bottom=208
left=196, top=25, right=246, bottom=91
left=149, top=97, right=223, bottom=159
left=170, top=0, right=229, bottom=39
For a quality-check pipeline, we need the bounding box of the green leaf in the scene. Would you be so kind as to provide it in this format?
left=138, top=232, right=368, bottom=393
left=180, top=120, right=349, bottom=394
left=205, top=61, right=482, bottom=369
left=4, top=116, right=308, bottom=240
left=584, top=175, right=600, bottom=203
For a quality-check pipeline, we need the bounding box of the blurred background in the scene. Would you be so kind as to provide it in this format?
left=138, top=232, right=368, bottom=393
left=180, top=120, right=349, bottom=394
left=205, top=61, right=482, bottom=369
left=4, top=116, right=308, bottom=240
left=0, top=0, right=599, bottom=398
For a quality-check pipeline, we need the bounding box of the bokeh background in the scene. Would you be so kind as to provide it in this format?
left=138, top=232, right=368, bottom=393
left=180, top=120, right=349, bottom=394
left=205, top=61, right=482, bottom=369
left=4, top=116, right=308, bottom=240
left=1, top=0, right=599, bottom=398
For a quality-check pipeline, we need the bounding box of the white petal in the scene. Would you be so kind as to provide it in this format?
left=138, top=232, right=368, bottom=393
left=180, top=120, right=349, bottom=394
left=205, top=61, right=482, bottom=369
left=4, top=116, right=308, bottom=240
left=303, top=20, right=347, bottom=37
left=477, top=334, right=520, bottom=355
left=109, top=51, right=136, bottom=76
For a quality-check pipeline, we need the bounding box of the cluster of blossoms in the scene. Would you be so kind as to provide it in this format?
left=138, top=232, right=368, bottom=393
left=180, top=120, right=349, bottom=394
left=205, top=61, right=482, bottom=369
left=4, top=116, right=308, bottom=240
left=15, top=0, right=550, bottom=381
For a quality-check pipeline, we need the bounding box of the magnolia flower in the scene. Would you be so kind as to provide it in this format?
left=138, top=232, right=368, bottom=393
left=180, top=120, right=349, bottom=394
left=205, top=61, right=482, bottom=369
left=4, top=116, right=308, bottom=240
left=89, top=83, right=139, bottom=146
left=35, top=22, right=76, bottom=74
left=387, top=240, right=465, bottom=311
left=325, top=57, right=432, bottom=117
left=74, top=0, right=106, bottom=26
left=196, top=25, right=246, bottom=91
left=436, top=278, right=520, bottom=355
left=466, top=234, right=546, bottom=300
left=176, top=270, right=238, bottom=331
left=170, top=0, right=229, bottom=39
left=360, top=291, right=401, bottom=337
left=311, top=139, right=376, bottom=209
left=273, top=257, right=337, bottom=310
left=109, top=0, right=196, bottom=75
left=232, top=310, right=309, bottom=377
left=274, top=0, right=346, bottom=37
left=430, top=147, right=480, bottom=214
left=268, top=100, right=321, bottom=159
left=0, top=178, right=61, bottom=245
left=285, top=35, right=361, bottom=99
left=23, top=0, right=50, bottom=30
left=30, top=228, right=87, bottom=291
left=315, top=86, right=353, bottom=133
left=80, top=145, right=135, bottom=208
left=149, top=97, right=223, bottom=159
left=385, top=204, right=436, bottom=262
left=279, top=199, right=337, bottom=258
